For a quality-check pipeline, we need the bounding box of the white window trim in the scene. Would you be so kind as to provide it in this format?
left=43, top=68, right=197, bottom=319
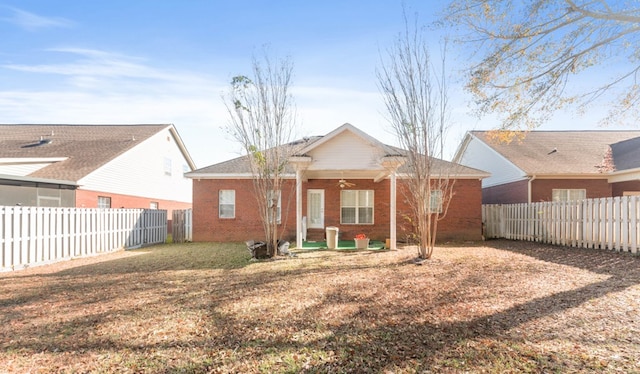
left=552, top=189, right=586, bottom=202
left=219, top=190, right=235, bottom=219
left=340, top=190, right=374, bottom=225
left=164, top=157, right=172, bottom=176
left=98, top=196, right=111, bottom=209
left=429, top=190, right=443, bottom=214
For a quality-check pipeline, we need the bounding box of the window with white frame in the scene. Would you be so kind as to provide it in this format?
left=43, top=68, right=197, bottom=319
left=164, top=157, right=172, bottom=176
left=97, top=196, right=111, bottom=208
left=552, top=189, right=586, bottom=201
left=429, top=190, right=443, bottom=213
left=267, top=190, right=281, bottom=223
left=219, top=190, right=235, bottom=218
left=341, top=190, right=374, bottom=224
left=150, top=202, right=159, bottom=209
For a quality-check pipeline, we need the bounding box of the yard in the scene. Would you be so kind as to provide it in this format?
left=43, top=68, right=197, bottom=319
left=1, top=240, right=639, bottom=373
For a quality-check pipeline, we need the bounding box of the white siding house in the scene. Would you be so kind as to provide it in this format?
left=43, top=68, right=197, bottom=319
left=0, top=124, right=195, bottom=210
left=454, top=133, right=526, bottom=188
left=79, top=127, right=192, bottom=204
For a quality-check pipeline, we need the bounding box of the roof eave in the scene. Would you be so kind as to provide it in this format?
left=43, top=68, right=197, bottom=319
left=396, top=172, right=490, bottom=180
left=527, top=173, right=612, bottom=179
left=186, top=172, right=297, bottom=179
left=168, top=125, right=197, bottom=170
left=608, top=167, right=640, bottom=183
left=0, top=173, right=79, bottom=187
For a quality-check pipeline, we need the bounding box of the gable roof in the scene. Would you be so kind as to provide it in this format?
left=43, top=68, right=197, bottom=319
left=187, top=123, right=488, bottom=179
left=467, top=130, right=640, bottom=175
left=294, top=123, right=400, bottom=157
left=0, top=124, right=196, bottom=182
left=188, top=136, right=324, bottom=176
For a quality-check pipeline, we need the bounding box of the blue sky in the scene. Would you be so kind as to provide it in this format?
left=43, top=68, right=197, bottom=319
left=0, top=1, right=629, bottom=167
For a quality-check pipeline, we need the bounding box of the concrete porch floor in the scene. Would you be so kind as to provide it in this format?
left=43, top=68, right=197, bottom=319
left=299, top=240, right=386, bottom=250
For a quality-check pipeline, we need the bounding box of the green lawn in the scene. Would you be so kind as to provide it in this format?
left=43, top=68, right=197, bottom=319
left=1, top=240, right=639, bottom=373
left=300, top=239, right=386, bottom=250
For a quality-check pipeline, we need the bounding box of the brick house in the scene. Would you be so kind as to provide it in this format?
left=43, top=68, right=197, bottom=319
left=453, top=130, right=640, bottom=204
left=186, top=123, right=488, bottom=248
left=0, top=124, right=196, bottom=215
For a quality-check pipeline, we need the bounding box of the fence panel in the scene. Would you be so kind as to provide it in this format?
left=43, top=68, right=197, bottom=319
left=483, top=196, right=640, bottom=254
left=1, top=207, right=167, bottom=271
left=172, top=209, right=192, bottom=243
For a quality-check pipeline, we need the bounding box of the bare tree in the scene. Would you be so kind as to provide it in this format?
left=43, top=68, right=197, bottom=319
left=377, top=15, right=455, bottom=260
left=446, top=0, right=640, bottom=132
left=224, top=52, right=297, bottom=258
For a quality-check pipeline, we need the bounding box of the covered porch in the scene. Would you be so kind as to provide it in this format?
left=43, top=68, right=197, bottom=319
left=300, top=239, right=387, bottom=250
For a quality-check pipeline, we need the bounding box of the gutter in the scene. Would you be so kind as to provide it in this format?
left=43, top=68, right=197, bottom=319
left=528, top=175, right=536, bottom=203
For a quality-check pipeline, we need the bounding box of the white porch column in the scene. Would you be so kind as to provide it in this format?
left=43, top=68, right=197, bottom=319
left=390, top=170, right=397, bottom=250
left=296, top=168, right=303, bottom=248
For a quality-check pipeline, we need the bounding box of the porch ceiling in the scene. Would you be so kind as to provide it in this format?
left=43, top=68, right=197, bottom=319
left=301, top=169, right=389, bottom=181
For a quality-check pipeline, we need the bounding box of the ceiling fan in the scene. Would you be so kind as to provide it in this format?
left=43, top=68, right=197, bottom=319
left=338, top=178, right=355, bottom=189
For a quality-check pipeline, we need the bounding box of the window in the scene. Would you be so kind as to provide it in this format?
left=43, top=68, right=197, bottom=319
left=429, top=190, right=443, bottom=213
left=268, top=190, right=281, bottom=223
left=98, top=196, right=111, bottom=208
left=150, top=202, right=159, bottom=209
left=164, top=158, right=172, bottom=176
left=219, top=190, right=235, bottom=218
left=341, top=190, right=373, bottom=224
left=552, top=189, right=586, bottom=201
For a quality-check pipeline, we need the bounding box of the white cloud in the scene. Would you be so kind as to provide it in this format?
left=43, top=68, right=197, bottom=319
left=0, top=47, right=484, bottom=167
left=2, top=6, right=72, bottom=31
left=2, top=48, right=208, bottom=86
left=0, top=47, right=232, bottom=166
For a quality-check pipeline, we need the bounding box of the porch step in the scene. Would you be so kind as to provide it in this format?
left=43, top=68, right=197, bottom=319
left=306, top=228, right=326, bottom=241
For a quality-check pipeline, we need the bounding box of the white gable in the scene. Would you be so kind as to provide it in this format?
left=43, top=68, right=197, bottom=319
left=456, top=135, right=526, bottom=187
left=78, top=127, right=192, bottom=203
left=307, top=130, right=386, bottom=171
left=0, top=158, right=67, bottom=177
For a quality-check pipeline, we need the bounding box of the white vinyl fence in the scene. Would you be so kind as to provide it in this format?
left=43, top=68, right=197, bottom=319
left=1, top=206, right=167, bottom=271
left=483, top=196, right=640, bottom=254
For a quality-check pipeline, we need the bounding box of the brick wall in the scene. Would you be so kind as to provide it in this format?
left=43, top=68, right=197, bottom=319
left=531, top=179, right=611, bottom=202
left=612, top=180, right=640, bottom=196
left=191, top=179, right=291, bottom=242
left=482, top=178, right=619, bottom=203
left=76, top=189, right=191, bottom=215
left=482, top=179, right=529, bottom=204
left=192, top=177, right=484, bottom=243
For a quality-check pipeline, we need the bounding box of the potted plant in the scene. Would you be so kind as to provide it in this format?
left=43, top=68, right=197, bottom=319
left=354, top=233, right=370, bottom=249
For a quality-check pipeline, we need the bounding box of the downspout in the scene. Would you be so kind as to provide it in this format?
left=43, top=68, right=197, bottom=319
left=528, top=175, right=536, bottom=203
left=390, top=170, right=397, bottom=250
left=295, top=168, right=303, bottom=249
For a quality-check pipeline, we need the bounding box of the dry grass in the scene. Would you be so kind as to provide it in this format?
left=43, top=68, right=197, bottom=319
left=1, top=240, right=639, bottom=373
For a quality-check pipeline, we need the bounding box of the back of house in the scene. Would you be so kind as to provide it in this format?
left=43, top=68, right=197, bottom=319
left=454, top=130, right=640, bottom=204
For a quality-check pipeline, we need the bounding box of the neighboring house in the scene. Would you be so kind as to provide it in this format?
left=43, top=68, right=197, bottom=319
left=0, top=124, right=196, bottom=214
left=186, top=123, right=488, bottom=248
left=453, top=130, right=640, bottom=204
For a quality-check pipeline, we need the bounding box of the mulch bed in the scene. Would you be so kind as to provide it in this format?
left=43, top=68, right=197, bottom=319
left=1, top=240, right=639, bottom=373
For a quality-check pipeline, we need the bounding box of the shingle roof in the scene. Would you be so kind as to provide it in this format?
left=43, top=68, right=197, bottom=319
left=471, top=130, right=640, bottom=174
left=189, top=136, right=323, bottom=174
left=189, top=135, right=487, bottom=178
left=0, top=124, right=171, bottom=181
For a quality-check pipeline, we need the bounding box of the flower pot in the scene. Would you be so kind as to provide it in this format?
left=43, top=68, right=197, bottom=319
left=354, top=238, right=370, bottom=249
